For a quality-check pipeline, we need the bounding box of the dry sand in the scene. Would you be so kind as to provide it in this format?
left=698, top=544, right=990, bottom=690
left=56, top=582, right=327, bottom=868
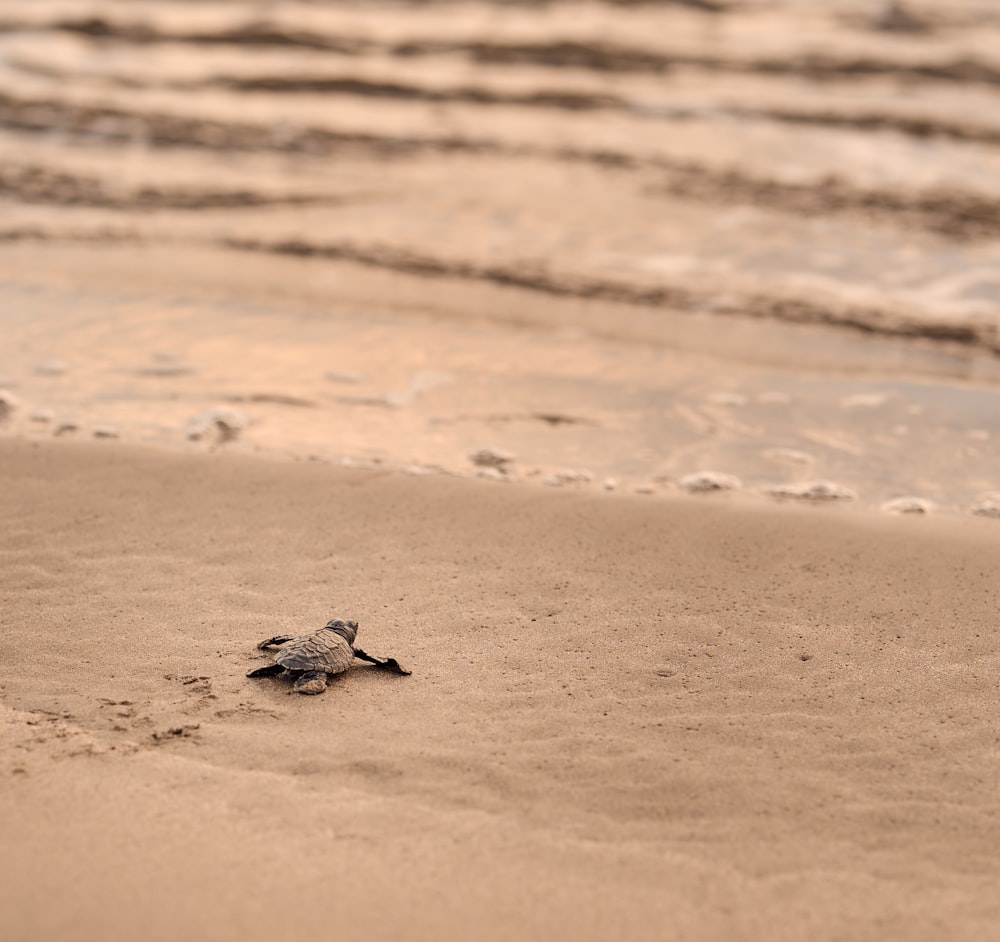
left=2, top=437, right=999, bottom=941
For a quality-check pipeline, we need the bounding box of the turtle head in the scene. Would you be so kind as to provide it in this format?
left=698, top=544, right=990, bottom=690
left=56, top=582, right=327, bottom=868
left=324, top=618, right=358, bottom=645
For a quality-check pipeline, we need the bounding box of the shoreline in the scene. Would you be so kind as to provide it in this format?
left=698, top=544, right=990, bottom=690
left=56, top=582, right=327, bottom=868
left=5, top=419, right=1000, bottom=521
left=2, top=241, right=999, bottom=519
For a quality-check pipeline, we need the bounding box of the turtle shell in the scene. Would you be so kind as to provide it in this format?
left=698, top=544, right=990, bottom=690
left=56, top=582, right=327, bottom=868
left=275, top=626, right=355, bottom=675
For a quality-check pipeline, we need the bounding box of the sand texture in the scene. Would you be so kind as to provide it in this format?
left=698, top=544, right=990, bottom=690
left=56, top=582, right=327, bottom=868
left=2, top=438, right=999, bottom=941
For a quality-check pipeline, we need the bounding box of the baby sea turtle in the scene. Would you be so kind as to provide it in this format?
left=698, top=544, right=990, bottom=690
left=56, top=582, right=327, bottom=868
left=246, top=618, right=410, bottom=695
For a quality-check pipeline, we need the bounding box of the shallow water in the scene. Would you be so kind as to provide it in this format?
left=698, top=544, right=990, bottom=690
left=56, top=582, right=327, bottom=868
left=0, top=241, right=997, bottom=516
left=1, top=0, right=1000, bottom=515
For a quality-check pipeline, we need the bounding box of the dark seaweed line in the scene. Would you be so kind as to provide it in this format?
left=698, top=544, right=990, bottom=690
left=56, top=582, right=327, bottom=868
left=12, top=43, right=1000, bottom=147
left=2, top=92, right=998, bottom=240
left=223, top=235, right=687, bottom=310
left=0, top=225, right=143, bottom=244
left=10, top=17, right=1000, bottom=85
left=14, top=51, right=1000, bottom=148
left=426, top=42, right=1000, bottom=86
left=43, top=0, right=983, bottom=33
left=165, top=0, right=988, bottom=31
left=224, top=236, right=998, bottom=352
left=558, top=149, right=1000, bottom=242
left=10, top=18, right=370, bottom=54
left=2, top=223, right=993, bottom=352
left=736, top=107, right=1000, bottom=148
left=652, top=167, right=1000, bottom=242
left=183, top=74, right=621, bottom=112
left=0, top=163, right=335, bottom=210
left=166, top=74, right=1000, bottom=148
left=0, top=92, right=494, bottom=156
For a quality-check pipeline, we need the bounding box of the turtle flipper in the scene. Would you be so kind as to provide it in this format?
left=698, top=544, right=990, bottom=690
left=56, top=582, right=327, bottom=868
left=353, top=648, right=412, bottom=676
left=293, top=670, right=328, bottom=695
left=247, top=663, right=285, bottom=678
left=376, top=658, right=412, bottom=676
left=257, top=635, right=296, bottom=650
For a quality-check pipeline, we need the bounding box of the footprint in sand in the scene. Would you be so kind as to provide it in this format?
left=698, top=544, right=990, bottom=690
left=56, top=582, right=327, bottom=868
left=98, top=698, right=137, bottom=732
left=150, top=724, right=200, bottom=744
left=177, top=675, right=215, bottom=698
left=214, top=702, right=283, bottom=720
left=166, top=674, right=219, bottom=711
left=14, top=712, right=113, bottom=759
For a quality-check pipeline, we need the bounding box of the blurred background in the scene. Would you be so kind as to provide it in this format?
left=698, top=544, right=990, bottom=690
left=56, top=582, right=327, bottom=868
left=2, top=0, right=1000, bottom=511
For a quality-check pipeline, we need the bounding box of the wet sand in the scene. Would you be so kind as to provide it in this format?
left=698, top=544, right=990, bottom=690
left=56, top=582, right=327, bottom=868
left=2, top=239, right=1000, bottom=512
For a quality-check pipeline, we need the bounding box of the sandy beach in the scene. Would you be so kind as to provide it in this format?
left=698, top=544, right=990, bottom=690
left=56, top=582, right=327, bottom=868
left=3, top=1, right=1000, bottom=939
left=2, top=436, right=999, bottom=942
